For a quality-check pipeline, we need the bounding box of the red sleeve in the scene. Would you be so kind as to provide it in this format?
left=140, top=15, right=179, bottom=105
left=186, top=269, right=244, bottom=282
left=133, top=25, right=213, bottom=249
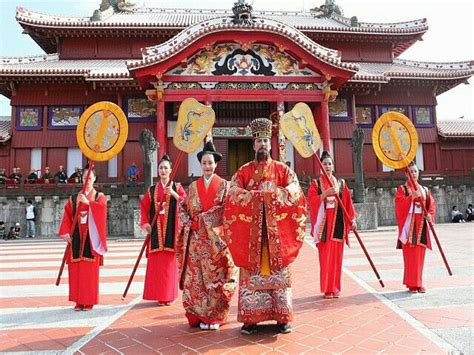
left=426, top=190, right=436, bottom=222
left=341, top=183, right=356, bottom=246
left=176, top=183, right=187, bottom=203
left=140, top=189, right=152, bottom=228
left=89, top=192, right=108, bottom=253
left=395, top=185, right=411, bottom=234
left=308, top=180, right=321, bottom=233
left=58, top=197, right=73, bottom=241
left=342, top=183, right=356, bottom=222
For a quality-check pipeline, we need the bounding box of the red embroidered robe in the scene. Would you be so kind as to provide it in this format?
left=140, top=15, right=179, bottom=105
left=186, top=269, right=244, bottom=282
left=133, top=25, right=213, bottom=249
left=140, top=181, right=186, bottom=302
left=308, top=176, right=356, bottom=294
left=58, top=189, right=107, bottom=306
left=176, top=175, right=237, bottom=327
left=223, top=158, right=307, bottom=324
left=395, top=181, right=436, bottom=289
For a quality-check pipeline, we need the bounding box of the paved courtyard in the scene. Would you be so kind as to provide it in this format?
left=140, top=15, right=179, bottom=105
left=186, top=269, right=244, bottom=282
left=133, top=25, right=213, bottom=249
left=0, top=223, right=472, bottom=354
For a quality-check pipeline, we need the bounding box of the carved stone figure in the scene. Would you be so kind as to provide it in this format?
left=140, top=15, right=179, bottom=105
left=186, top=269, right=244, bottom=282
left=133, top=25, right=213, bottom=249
left=139, top=129, right=158, bottom=190
left=352, top=127, right=366, bottom=203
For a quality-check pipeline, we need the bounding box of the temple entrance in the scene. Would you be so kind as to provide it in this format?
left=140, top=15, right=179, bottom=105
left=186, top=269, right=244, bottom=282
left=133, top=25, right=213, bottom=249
left=228, top=139, right=254, bottom=176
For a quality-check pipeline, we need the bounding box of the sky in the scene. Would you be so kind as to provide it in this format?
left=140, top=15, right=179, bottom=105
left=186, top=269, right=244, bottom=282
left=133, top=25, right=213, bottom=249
left=0, top=0, right=473, bottom=120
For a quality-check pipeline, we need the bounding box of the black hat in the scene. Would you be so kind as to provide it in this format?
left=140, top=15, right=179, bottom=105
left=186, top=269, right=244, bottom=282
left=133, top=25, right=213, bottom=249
left=197, top=141, right=222, bottom=163
left=159, top=154, right=172, bottom=164
left=320, top=151, right=332, bottom=162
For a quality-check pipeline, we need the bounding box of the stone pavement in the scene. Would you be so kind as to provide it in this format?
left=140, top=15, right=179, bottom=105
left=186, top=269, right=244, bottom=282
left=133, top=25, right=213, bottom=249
left=0, top=223, right=472, bottom=354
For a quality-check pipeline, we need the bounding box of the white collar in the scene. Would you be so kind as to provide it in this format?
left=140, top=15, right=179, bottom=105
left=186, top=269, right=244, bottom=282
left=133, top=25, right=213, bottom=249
left=203, top=174, right=214, bottom=185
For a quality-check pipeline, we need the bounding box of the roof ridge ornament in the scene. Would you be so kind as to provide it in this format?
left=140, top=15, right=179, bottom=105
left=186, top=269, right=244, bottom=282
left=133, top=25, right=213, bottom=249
left=232, top=0, right=256, bottom=25
left=310, top=0, right=343, bottom=18
left=92, top=0, right=143, bottom=20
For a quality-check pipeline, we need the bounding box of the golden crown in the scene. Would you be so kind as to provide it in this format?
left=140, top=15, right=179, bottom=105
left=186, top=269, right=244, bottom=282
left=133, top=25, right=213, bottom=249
left=249, top=118, right=272, bottom=139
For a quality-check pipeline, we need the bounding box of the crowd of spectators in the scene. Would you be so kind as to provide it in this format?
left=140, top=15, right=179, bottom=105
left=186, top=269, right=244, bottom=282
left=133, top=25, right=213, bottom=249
left=0, top=165, right=82, bottom=185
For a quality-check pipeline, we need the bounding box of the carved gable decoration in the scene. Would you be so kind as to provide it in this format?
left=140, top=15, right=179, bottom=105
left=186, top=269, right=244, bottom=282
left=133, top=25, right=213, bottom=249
left=165, top=43, right=321, bottom=78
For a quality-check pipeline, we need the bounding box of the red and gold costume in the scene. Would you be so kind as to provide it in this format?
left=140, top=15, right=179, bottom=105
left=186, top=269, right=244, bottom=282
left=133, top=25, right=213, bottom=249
left=395, top=181, right=435, bottom=289
left=223, top=158, right=307, bottom=325
left=308, top=176, right=356, bottom=295
left=58, top=189, right=107, bottom=307
left=140, top=181, right=186, bottom=303
left=177, top=175, right=237, bottom=327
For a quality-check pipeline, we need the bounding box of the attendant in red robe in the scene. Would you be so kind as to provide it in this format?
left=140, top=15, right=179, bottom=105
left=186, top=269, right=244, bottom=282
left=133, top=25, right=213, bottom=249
left=223, top=118, right=307, bottom=335
left=58, top=164, right=107, bottom=311
left=176, top=141, right=237, bottom=331
left=395, top=162, right=435, bottom=293
left=140, top=154, right=186, bottom=305
left=308, top=151, right=357, bottom=299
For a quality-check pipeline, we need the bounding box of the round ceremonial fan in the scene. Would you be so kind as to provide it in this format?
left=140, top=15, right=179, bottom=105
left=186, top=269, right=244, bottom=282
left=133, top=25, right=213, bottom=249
left=372, top=111, right=418, bottom=169
left=77, top=101, right=129, bottom=162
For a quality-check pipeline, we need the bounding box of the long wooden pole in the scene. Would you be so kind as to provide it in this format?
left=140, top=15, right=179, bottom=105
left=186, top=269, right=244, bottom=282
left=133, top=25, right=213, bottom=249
left=122, top=151, right=184, bottom=299
left=56, top=161, right=95, bottom=286
left=316, top=158, right=385, bottom=288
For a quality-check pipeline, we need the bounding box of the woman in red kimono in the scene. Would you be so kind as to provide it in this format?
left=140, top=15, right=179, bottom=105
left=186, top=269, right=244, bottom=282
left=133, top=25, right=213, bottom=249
left=395, top=162, right=435, bottom=293
left=308, top=151, right=357, bottom=299
left=177, top=141, right=237, bottom=330
left=140, top=154, right=186, bottom=305
left=59, top=164, right=107, bottom=311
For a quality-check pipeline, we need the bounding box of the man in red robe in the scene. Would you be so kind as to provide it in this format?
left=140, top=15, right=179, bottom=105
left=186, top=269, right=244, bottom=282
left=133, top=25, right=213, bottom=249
left=223, top=118, right=307, bottom=335
left=395, top=162, right=436, bottom=293
left=59, top=164, right=107, bottom=311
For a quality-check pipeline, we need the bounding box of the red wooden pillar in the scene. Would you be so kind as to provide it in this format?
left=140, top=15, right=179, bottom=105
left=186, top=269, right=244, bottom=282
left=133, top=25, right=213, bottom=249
left=269, top=101, right=281, bottom=160
left=319, top=100, right=330, bottom=151
left=313, top=101, right=330, bottom=175
left=157, top=98, right=167, bottom=157
left=276, top=100, right=285, bottom=162
left=205, top=100, right=213, bottom=141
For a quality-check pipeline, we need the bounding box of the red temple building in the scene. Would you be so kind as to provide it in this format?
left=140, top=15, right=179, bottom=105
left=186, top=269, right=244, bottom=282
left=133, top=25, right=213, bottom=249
left=0, top=0, right=473, bottom=184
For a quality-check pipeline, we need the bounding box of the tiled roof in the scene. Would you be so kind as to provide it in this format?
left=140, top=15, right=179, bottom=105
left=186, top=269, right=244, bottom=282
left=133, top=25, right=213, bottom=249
left=1, top=54, right=472, bottom=87
left=16, top=6, right=428, bottom=35
left=128, top=17, right=358, bottom=72
left=1, top=51, right=472, bottom=87
left=0, top=117, right=12, bottom=143
left=349, top=59, right=474, bottom=82
left=0, top=55, right=131, bottom=79
left=437, top=120, right=474, bottom=138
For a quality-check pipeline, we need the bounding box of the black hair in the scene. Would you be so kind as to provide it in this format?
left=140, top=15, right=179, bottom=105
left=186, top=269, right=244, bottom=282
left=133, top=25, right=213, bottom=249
left=320, top=151, right=332, bottom=162
left=83, top=163, right=96, bottom=173
left=27, top=199, right=32, bottom=204
left=197, top=141, right=222, bottom=163
left=159, top=154, right=172, bottom=168
left=83, top=164, right=97, bottom=182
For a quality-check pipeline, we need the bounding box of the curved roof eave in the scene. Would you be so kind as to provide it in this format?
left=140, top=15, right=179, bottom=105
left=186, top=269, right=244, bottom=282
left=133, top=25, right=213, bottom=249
left=126, top=16, right=359, bottom=76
